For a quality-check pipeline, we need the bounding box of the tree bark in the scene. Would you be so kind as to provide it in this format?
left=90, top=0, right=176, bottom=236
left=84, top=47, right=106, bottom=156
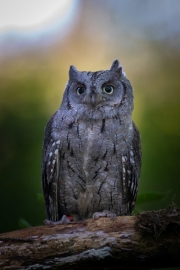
left=0, top=204, right=180, bottom=270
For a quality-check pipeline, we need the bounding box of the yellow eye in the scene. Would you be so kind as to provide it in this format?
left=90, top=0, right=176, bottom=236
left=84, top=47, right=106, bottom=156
left=102, top=85, right=114, bottom=94
left=76, top=86, right=85, bottom=95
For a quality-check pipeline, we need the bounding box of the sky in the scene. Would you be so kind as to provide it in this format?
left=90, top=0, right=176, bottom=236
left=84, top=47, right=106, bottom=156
left=0, top=0, right=79, bottom=38
left=1, top=0, right=180, bottom=43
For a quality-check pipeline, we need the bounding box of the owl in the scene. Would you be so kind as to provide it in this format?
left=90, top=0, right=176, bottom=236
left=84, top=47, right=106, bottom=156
left=42, top=60, right=141, bottom=224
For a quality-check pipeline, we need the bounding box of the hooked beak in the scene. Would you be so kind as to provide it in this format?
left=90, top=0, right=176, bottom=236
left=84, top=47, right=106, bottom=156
left=90, top=92, right=102, bottom=108
left=91, top=92, right=96, bottom=107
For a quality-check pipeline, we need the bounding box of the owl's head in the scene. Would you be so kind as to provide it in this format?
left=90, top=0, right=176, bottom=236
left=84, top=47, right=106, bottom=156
left=61, top=60, right=134, bottom=120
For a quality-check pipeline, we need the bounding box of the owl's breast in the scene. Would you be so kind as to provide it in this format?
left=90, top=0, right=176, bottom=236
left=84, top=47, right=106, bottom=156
left=62, top=118, right=131, bottom=178
left=58, top=118, right=133, bottom=219
left=82, top=126, right=98, bottom=177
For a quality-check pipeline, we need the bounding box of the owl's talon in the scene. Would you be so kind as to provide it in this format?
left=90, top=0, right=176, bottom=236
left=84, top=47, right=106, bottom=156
left=44, top=215, right=71, bottom=225
left=93, top=210, right=116, bottom=220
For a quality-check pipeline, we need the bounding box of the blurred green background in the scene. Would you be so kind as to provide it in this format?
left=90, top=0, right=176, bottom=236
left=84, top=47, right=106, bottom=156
left=0, top=0, right=180, bottom=234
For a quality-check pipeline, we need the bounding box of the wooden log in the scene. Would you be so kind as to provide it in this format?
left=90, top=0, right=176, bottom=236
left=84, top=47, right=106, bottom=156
left=0, top=204, right=180, bottom=269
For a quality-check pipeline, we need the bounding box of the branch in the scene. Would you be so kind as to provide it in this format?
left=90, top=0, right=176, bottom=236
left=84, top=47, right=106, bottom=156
left=0, top=204, right=180, bottom=269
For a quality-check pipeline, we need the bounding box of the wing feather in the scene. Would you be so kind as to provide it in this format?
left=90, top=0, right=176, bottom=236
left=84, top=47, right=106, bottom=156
left=42, top=112, right=61, bottom=221
left=129, top=122, right=141, bottom=212
left=122, top=121, right=141, bottom=214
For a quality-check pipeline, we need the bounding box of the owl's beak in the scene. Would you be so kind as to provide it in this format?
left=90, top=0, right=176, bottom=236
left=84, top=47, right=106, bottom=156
left=90, top=92, right=102, bottom=107
left=91, top=93, right=96, bottom=107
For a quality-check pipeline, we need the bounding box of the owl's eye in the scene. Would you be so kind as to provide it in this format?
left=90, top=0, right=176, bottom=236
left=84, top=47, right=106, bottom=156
left=102, top=85, right=114, bottom=94
left=76, top=86, right=85, bottom=95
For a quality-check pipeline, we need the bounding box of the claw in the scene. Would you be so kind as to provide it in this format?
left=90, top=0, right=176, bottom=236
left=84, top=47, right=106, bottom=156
left=93, top=210, right=116, bottom=220
left=44, top=215, right=71, bottom=225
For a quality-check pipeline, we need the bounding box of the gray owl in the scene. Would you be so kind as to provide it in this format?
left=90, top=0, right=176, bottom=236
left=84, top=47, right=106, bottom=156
left=42, top=60, right=141, bottom=224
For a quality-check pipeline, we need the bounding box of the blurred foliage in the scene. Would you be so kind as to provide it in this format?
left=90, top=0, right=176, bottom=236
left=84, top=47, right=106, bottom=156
left=0, top=0, right=180, bottom=234
left=0, top=67, right=49, bottom=232
left=137, top=191, right=167, bottom=205
left=18, top=218, right=32, bottom=229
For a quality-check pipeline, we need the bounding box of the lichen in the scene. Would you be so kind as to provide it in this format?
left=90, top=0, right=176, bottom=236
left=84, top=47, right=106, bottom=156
left=136, top=203, right=180, bottom=237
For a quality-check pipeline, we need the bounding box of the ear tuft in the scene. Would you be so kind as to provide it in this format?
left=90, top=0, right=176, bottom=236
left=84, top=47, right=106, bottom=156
left=69, top=65, right=79, bottom=80
left=110, top=59, right=120, bottom=71
left=110, top=60, right=122, bottom=76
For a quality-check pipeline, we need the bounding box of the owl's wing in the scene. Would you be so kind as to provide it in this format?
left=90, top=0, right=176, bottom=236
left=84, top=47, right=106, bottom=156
left=42, top=112, right=61, bottom=222
left=122, top=122, right=142, bottom=214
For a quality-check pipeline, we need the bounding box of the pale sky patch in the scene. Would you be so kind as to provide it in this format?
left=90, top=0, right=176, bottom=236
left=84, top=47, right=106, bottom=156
left=0, top=0, right=76, bottom=31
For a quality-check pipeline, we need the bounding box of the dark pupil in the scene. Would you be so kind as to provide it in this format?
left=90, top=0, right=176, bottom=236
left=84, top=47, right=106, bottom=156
left=77, top=87, right=85, bottom=94
left=105, top=86, right=112, bottom=93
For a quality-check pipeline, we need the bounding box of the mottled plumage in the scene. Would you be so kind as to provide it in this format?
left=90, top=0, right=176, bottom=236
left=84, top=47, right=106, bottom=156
left=42, top=60, right=141, bottom=222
